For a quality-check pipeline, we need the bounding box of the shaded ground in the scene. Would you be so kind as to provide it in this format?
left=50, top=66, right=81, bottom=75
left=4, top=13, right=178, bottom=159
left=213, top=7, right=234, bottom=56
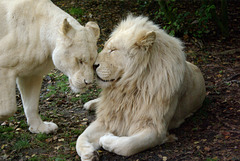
left=1, top=1, right=239, bottom=161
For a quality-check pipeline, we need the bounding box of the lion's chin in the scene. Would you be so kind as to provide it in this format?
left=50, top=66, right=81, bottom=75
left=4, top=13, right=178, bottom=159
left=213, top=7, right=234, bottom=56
left=96, top=75, right=115, bottom=88
left=70, top=85, right=86, bottom=94
left=96, top=75, right=115, bottom=83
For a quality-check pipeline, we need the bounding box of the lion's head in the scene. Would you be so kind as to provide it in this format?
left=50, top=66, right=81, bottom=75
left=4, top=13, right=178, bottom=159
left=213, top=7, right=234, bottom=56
left=95, top=15, right=185, bottom=101
left=53, top=19, right=99, bottom=93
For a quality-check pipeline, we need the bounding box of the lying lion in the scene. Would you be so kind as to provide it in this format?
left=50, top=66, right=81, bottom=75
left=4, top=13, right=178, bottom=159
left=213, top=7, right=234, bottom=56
left=0, top=0, right=99, bottom=134
left=76, top=15, right=206, bottom=160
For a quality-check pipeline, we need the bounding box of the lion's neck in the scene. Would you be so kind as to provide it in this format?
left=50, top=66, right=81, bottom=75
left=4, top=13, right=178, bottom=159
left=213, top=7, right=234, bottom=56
left=37, top=0, right=81, bottom=55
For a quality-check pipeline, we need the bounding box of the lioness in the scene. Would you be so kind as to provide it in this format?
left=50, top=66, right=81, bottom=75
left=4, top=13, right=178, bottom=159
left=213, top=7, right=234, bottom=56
left=76, top=15, right=206, bottom=160
left=0, top=0, right=99, bottom=134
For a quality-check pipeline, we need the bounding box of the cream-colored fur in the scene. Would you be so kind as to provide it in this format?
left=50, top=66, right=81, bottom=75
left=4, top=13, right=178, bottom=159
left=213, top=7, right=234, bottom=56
left=0, top=0, right=99, bottom=134
left=77, top=15, right=206, bottom=160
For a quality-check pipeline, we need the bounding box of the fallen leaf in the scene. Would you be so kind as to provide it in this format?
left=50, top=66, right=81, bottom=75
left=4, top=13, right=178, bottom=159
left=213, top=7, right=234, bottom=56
left=58, top=138, right=64, bottom=142
left=163, top=156, right=167, bottom=161
left=46, top=138, right=53, bottom=143
left=204, top=147, right=211, bottom=151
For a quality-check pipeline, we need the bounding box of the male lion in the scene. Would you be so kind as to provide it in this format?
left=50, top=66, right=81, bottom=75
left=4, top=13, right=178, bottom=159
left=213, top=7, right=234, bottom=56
left=76, top=15, right=206, bottom=160
left=0, top=0, right=100, bottom=134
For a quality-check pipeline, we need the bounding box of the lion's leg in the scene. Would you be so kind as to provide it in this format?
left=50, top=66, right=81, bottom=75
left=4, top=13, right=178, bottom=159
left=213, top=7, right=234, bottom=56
left=0, top=69, right=17, bottom=121
left=99, top=128, right=166, bottom=157
left=83, top=98, right=100, bottom=111
left=17, top=76, right=58, bottom=134
left=76, top=121, right=107, bottom=161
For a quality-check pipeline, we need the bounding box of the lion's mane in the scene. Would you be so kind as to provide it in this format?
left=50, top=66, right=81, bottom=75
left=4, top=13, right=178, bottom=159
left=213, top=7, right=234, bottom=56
left=96, top=15, right=187, bottom=137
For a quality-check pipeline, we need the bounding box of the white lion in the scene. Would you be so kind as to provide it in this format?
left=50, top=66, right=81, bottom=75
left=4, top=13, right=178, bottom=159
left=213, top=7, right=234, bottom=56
left=0, top=0, right=100, bottom=134
left=76, top=15, right=206, bottom=161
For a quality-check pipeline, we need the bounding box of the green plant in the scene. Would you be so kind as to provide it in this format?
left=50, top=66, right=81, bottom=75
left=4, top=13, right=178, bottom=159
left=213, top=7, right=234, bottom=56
left=0, top=131, right=15, bottom=141
left=155, top=0, right=228, bottom=38
left=79, top=87, right=102, bottom=104
left=192, top=3, right=215, bottom=38
left=0, top=126, right=14, bottom=133
left=69, top=8, right=84, bottom=16
left=19, top=120, right=28, bottom=129
left=29, top=155, right=44, bottom=161
left=14, top=139, right=30, bottom=151
left=155, top=0, right=190, bottom=36
left=48, top=155, right=70, bottom=161
left=202, top=0, right=229, bottom=37
left=137, top=0, right=152, bottom=9
left=69, top=8, right=84, bottom=22
left=206, top=158, right=218, bottom=161
left=71, top=126, right=86, bottom=135
left=45, top=85, right=57, bottom=98
left=69, top=141, right=76, bottom=147
left=41, top=114, right=52, bottom=121
left=44, top=72, right=70, bottom=98
left=71, top=97, right=81, bottom=102
left=36, top=133, right=49, bottom=141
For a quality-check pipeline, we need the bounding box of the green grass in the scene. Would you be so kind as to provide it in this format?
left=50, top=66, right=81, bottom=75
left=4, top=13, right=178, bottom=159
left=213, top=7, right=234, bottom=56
left=206, top=158, right=218, bottom=161
left=43, top=71, right=101, bottom=105
left=1, top=71, right=101, bottom=159
left=29, top=155, right=44, bottom=161
left=14, top=139, right=30, bottom=151
left=19, top=120, right=28, bottom=128
left=79, top=87, right=102, bottom=104
left=0, top=126, right=14, bottom=133
left=0, top=131, right=15, bottom=141
left=69, top=8, right=84, bottom=16
left=44, top=73, right=70, bottom=98
left=71, top=126, right=86, bottom=135
left=14, top=139, right=30, bottom=149
left=69, top=8, right=84, bottom=22
left=36, top=133, right=49, bottom=141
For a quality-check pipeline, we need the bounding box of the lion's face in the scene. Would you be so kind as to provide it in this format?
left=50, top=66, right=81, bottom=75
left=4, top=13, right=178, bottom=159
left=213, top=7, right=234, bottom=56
left=94, top=40, right=126, bottom=88
left=53, top=19, right=99, bottom=93
left=95, top=29, right=156, bottom=88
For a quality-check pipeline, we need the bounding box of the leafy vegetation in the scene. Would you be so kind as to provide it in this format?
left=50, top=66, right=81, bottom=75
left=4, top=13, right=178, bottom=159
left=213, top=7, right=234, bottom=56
left=69, top=8, right=84, bottom=22
left=155, top=0, right=229, bottom=38
left=44, top=73, right=70, bottom=98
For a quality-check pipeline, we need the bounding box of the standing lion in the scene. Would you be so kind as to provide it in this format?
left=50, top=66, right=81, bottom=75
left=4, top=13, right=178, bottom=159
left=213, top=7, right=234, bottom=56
left=0, top=0, right=99, bottom=134
left=76, top=15, right=206, bottom=161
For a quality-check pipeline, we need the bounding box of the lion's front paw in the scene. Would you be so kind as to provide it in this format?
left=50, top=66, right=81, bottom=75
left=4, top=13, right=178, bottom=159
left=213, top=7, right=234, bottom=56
left=76, top=141, right=99, bottom=161
left=83, top=101, right=93, bottom=110
left=99, top=133, right=128, bottom=156
left=29, top=121, right=58, bottom=134
left=99, top=133, right=115, bottom=152
left=83, top=101, right=95, bottom=111
left=81, top=151, right=99, bottom=161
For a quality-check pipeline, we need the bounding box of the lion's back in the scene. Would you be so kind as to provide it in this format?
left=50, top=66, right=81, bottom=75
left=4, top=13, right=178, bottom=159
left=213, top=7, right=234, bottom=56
left=0, top=0, right=54, bottom=74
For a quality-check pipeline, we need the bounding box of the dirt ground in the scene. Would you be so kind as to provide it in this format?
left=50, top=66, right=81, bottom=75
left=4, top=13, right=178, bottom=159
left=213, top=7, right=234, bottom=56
left=1, top=1, right=239, bottom=161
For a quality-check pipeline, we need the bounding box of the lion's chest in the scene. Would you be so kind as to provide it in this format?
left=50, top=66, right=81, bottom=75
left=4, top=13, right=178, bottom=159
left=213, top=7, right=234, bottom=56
left=97, top=95, right=153, bottom=136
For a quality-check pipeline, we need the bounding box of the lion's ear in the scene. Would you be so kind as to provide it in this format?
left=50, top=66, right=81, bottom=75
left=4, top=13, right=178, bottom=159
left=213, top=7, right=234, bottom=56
left=136, top=31, right=156, bottom=50
left=60, top=18, right=75, bottom=38
left=85, top=21, right=100, bottom=39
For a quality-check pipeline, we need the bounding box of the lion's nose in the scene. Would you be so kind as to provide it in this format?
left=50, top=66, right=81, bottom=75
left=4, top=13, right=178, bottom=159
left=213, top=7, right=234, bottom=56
left=84, top=79, right=92, bottom=85
left=93, top=64, right=100, bottom=71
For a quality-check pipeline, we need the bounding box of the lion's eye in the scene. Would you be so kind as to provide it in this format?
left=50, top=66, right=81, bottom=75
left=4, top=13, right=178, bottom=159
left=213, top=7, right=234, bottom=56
left=109, top=48, right=117, bottom=53
left=79, top=59, right=83, bottom=64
